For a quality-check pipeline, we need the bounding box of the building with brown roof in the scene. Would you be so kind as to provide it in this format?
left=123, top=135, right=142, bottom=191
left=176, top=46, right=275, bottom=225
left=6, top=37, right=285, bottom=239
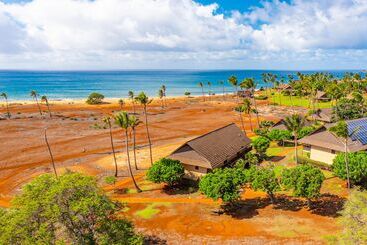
left=168, top=123, right=251, bottom=178
left=276, top=83, right=292, bottom=91
left=272, top=118, right=313, bottom=131
left=299, top=118, right=367, bottom=164
left=315, top=91, right=330, bottom=101
left=311, top=108, right=334, bottom=123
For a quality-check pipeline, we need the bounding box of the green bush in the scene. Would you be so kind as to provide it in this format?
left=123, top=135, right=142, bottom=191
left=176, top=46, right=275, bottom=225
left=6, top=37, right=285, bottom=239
left=298, top=155, right=331, bottom=170
left=86, top=92, right=105, bottom=104
left=252, top=137, right=270, bottom=159
left=255, top=95, right=268, bottom=100
left=268, top=129, right=292, bottom=145
left=248, top=166, right=280, bottom=203
left=146, top=158, right=185, bottom=187
left=332, top=152, right=367, bottom=186
left=104, top=176, right=117, bottom=185
left=298, top=126, right=315, bottom=139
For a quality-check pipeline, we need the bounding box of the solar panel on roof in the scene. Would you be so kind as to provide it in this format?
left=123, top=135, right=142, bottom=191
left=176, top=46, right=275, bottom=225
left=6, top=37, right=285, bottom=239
left=347, top=118, right=367, bottom=145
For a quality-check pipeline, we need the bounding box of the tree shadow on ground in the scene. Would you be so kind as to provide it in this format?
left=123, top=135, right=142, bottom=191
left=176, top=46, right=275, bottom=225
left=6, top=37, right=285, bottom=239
left=273, top=195, right=305, bottom=212
left=144, top=235, right=167, bottom=245
left=310, top=193, right=346, bottom=217
left=268, top=156, right=286, bottom=162
left=162, top=179, right=199, bottom=195
left=219, top=197, right=270, bottom=219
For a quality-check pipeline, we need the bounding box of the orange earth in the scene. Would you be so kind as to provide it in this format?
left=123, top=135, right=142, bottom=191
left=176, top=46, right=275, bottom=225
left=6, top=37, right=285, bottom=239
left=0, top=95, right=344, bottom=244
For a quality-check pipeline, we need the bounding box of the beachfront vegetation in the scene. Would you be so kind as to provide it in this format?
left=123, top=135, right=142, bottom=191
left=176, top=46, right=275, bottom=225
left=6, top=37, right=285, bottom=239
left=30, top=90, right=42, bottom=115
left=41, top=95, right=52, bottom=118
left=129, top=115, right=141, bottom=170
left=86, top=92, right=105, bottom=105
left=281, top=164, right=325, bottom=208
left=332, top=152, right=367, bottom=187
left=0, top=172, right=143, bottom=244
left=147, top=158, right=185, bottom=187
left=118, top=98, right=125, bottom=110
left=0, top=92, right=10, bottom=118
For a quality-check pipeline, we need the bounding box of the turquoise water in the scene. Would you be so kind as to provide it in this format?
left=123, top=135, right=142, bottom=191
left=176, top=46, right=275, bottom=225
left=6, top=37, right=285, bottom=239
left=0, top=70, right=357, bottom=100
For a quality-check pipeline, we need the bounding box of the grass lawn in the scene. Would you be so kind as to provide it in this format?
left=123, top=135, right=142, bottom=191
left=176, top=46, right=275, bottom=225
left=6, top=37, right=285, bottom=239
left=261, top=91, right=333, bottom=109
left=134, top=203, right=171, bottom=219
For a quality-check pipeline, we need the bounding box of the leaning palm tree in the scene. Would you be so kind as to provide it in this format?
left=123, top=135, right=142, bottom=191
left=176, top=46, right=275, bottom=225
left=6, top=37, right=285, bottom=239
left=228, top=75, right=239, bottom=102
left=329, top=121, right=358, bottom=190
left=283, top=114, right=305, bottom=164
left=207, top=82, right=212, bottom=100
left=103, top=116, right=119, bottom=177
left=129, top=115, right=141, bottom=170
left=118, top=99, right=125, bottom=110
left=135, top=92, right=153, bottom=166
left=44, top=128, right=58, bottom=179
left=0, top=92, right=10, bottom=118
left=41, top=95, right=52, bottom=118
left=158, top=89, right=164, bottom=109
left=30, top=90, right=42, bottom=116
left=128, top=91, right=136, bottom=114
left=114, top=112, right=142, bottom=192
left=235, top=105, right=246, bottom=133
left=198, top=82, right=205, bottom=101
left=161, top=85, right=167, bottom=107
left=241, top=78, right=260, bottom=127
left=242, top=98, right=253, bottom=131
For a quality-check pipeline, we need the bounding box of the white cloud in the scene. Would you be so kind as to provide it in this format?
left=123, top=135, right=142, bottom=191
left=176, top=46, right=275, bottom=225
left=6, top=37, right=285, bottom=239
left=0, top=0, right=367, bottom=69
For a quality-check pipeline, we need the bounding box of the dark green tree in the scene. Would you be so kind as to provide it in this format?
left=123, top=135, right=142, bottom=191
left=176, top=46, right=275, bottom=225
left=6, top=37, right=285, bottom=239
left=249, top=166, right=280, bottom=203
left=252, top=136, right=270, bottom=160
left=146, top=158, right=185, bottom=187
left=0, top=92, right=10, bottom=118
left=332, top=152, right=367, bottom=187
left=86, top=92, right=105, bottom=105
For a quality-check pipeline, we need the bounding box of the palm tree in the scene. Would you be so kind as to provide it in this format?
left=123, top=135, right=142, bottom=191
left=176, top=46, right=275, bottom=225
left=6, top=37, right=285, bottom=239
left=284, top=114, right=305, bottom=164
left=0, top=92, right=10, bottom=118
left=241, top=78, right=260, bottom=127
left=262, top=73, right=270, bottom=105
left=30, top=90, right=42, bottom=115
left=128, top=91, right=136, bottom=114
left=129, top=115, right=141, bottom=170
left=118, top=99, right=125, bottom=110
left=41, top=95, right=52, bottom=118
left=44, top=129, right=58, bottom=179
left=135, top=92, right=153, bottom=166
left=207, top=82, right=212, bottom=100
left=198, top=82, right=205, bottom=101
left=329, top=121, right=358, bottom=190
left=228, top=75, right=239, bottom=102
left=219, top=80, right=225, bottom=101
left=242, top=98, right=253, bottom=131
left=103, top=116, right=119, bottom=177
left=158, top=89, right=164, bottom=109
left=114, top=112, right=142, bottom=192
left=235, top=105, right=246, bottom=133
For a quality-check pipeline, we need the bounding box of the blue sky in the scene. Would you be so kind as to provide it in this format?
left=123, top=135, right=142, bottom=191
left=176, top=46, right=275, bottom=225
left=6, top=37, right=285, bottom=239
left=0, top=0, right=367, bottom=70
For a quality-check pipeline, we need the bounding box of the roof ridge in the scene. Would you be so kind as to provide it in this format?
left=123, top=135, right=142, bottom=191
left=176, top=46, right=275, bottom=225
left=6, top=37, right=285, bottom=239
left=185, top=123, right=237, bottom=144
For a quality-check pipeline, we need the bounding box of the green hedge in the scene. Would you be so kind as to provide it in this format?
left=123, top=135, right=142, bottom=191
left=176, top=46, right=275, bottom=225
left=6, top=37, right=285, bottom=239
left=298, top=155, right=331, bottom=170
left=254, top=95, right=268, bottom=100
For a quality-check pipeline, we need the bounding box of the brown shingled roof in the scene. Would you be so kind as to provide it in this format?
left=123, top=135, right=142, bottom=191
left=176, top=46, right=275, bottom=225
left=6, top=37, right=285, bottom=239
left=312, top=108, right=334, bottom=123
left=168, top=123, right=251, bottom=169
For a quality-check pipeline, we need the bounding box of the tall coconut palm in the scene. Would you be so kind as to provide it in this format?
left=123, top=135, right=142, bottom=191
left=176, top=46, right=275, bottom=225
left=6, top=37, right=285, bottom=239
left=135, top=92, right=153, bottom=166
left=235, top=105, right=246, bottom=133
left=0, top=92, right=10, bottom=118
left=219, top=80, right=225, bottom=101
left=241, top=78, right=260, bottom=127
left=129, top=115, right=141, bottom=170
left=329, top=121, right=359, bottom=190
left=103, top=116, right=119, bottom=177
left=114, top=112, right=142, bottom=192
left=262, top=73, right=270, bottom=105
left=44, top=128, right=58, bottom=179
left=198, top=82, right=205, bottom=101
left=30, top=90, right=42, bottom=115
left=118, top=99, right=125, bottom=110
left=228, top=75, right=239, bottom=102
left=242, top=98, right=253, bottom=131
left=128, top=91, right=136, bottom=114
left=158, top=89, right=164, bottom=109
left=41, top=95, right=52, bottom=118
left=284, top=114, right=305, bottom=164
left=207, top=82, right=212, bottom=100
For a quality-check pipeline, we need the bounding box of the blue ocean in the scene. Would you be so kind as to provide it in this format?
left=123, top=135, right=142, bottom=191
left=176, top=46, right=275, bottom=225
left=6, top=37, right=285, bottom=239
left=0, top=70, right=357, bottom=101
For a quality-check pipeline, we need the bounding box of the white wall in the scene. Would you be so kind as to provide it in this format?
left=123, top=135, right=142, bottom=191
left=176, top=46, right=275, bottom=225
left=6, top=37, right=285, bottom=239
left=310, top=146, right=338, bottom=165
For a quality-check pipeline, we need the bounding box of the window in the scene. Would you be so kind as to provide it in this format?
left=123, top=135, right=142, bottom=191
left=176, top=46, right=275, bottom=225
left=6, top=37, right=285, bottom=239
left=194, top=166, right=199, bottom=170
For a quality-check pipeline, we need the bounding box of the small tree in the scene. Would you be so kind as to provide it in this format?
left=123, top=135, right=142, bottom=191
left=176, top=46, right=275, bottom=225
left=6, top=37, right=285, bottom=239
left=249, top=166, right=280, bottom=203
left=118, top=99, right=125, bottom=110
left=41, top=95, right=52, bottom=118
left=128, top=91, right=136, bottom=114
left=30, top=90, right=42, bottom=115
left=338, top=189, right=367, bottom=244
left=146, top=158, right=185, bottom=187
left=86, top=92, right=104, bottom=105
left=281, top=164, right=325, bottom=208
left=268, top=129, right=292, bottom=147
left=0, top=92, right=10, bottom=118
left=199, top=168, right=244, bottom=207
left=184, top=91, right=191, bottom=98
left=252, top=136, right=270, bottom=160
left=332, top=152, right=367, bottom=187
left=284, top=114, right=305, bottom=164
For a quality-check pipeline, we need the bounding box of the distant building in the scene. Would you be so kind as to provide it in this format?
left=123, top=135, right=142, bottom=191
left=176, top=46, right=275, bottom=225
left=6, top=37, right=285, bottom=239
left=299, top=118, right=367, bottom=164
left=315, top=91, right=331, bottom=101
left=272, top=118, right=313, bottom=131
left=168, top=123, right=252, bottom=178
left=276, top=84, right=293, bottom=92
left=311, top=108, right=334, bottom=123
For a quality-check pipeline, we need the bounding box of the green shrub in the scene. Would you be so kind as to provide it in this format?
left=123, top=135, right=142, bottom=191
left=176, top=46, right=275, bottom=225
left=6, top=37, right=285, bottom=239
left=298, top=155, right=331, bottom=170
left=254, top=95, right=268, bottom=100
left=249, top=166, right=280, bottom=203
left=86, top=92, right=105, bottom=105
left=298, top=126, right=315, bottom=139
left=146, top=158, right=185, bottom=187
left=332, top=152, right=367, bottom=186
left=252, top=137, right=270, bottom=159
left=104, top=176, right=117, bottom=185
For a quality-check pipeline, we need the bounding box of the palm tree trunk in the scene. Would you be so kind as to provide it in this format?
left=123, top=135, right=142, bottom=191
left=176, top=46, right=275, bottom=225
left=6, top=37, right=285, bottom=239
left=248, top=113, right=253, bottom=132
left=252, top=88, right=260, bottom=128
left=108, top=121, right=118, bottom=177
left=344, top=139, right=351, bottom=190
left=124, top=130, right=141, bottom=192
left=144, top=106, right=153, bottom=166
left=133, top=127, right=138, bottom=170
left=35, top=96, right=42, bottom=115
left=222, top=84, right=225, bottom=101
left=46, top=102, right=52, bottom=118
left=5, top=98, right=10, bottom=118
left=235, top=86, right=239, bottom=103
left=44, top=129, right=58, bottom=179
left=294, top=133, right=298, bottom=164
left=239, top=111, right=245, bottom=132
left=132, top=100, right=136, bottom=114
left=201, top=87, right=205, bottom=101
